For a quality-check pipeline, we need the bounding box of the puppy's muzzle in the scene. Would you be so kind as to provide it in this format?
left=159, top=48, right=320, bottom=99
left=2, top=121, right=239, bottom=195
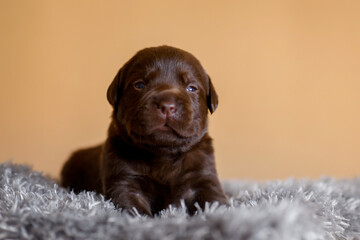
left=158, top=101, right=177, bottom=118
left=152, top=89, right=183, bottom=120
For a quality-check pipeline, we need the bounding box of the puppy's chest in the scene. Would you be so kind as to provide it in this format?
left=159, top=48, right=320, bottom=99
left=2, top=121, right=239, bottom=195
left=128, top=147, right=208, bottom=186
left=141, top=151, right=205, bottom=185
left=145, top=159, right=183, bottom=185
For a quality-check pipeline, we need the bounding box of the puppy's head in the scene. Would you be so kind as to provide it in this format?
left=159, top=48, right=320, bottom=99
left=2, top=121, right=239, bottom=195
left=107, top=46, right=218, bottom=153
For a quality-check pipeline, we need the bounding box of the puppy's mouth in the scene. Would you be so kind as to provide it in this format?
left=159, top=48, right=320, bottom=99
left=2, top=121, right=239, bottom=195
left=150, top=119, right=193, bottom=138
left=157, top=124, right=172, bottom=132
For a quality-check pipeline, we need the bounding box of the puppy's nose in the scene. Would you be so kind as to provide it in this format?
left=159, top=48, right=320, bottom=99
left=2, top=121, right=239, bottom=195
left=158, top=102, right=177, bottom=117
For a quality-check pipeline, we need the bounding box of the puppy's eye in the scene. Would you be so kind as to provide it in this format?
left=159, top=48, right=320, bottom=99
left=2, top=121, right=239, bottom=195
left=186, top=85, right=197, bottom=92
left=134, top=80, right=145, bottom=90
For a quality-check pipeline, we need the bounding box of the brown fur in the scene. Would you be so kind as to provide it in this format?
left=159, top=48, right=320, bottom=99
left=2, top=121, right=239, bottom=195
left=61, top=46, right=228, bottom=216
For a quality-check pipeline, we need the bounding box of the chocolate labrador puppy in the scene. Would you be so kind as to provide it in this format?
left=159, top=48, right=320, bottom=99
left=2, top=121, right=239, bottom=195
left=61, top=46, right=228, bottom=216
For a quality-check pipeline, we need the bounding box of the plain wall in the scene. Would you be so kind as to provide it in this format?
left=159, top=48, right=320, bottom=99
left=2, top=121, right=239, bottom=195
left=1, top=0, right=359, bottom=180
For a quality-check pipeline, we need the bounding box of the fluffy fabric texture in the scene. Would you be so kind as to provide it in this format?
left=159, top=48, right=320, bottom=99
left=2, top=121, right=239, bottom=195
left=0, top=163, right=359, bottom=240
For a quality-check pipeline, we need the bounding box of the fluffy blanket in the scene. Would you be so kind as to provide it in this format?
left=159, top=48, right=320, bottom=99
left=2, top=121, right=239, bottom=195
left=0, top=163, right=359, bottom=240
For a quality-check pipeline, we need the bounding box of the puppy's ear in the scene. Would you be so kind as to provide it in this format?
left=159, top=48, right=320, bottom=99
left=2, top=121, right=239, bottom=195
left=207, top=75, right=218, bottom=114
left=107, top=69, right=124, bottom=107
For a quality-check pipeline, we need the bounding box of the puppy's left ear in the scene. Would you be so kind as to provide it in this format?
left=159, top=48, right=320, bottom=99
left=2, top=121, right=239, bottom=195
left=207, top=75, right=218, bottom=114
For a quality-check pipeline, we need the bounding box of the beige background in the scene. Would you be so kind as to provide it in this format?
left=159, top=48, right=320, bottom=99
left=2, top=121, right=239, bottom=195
left=1, top=0, right=359, bottom=181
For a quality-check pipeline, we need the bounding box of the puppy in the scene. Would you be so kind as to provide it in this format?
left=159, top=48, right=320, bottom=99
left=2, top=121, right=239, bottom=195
left=61, top=46, right=228, bottom=216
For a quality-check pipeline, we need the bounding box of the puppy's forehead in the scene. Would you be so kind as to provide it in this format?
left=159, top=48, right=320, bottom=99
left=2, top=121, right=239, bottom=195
left=148, top=58, right=198, bottom=78
left=128, top=47, right=206, bottom=83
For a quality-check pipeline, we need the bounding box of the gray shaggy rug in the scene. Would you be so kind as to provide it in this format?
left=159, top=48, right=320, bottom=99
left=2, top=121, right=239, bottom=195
left=0, top=163, right=359, bottom=240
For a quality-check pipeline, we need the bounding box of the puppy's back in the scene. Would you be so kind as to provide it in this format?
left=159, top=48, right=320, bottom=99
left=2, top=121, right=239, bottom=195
left=61, top=144, right=103, bottom=193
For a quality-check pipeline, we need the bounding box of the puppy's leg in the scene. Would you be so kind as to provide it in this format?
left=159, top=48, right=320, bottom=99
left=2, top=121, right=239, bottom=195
left=103, top=178, right=153, bottom=216
left=61, top=145, right=103, bottom=193
left=172, top=173, right=229, bottom=215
